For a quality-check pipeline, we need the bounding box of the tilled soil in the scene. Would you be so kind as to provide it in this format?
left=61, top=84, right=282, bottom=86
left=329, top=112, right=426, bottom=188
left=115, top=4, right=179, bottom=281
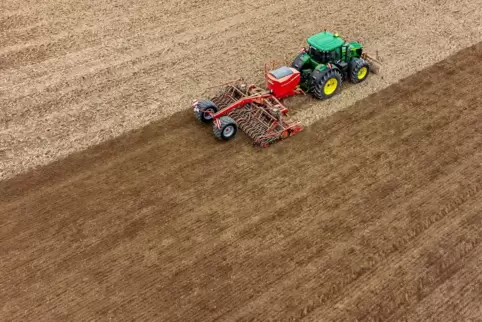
left=1, top=0, right=482, bottom=180
left=0, top=43, right=481, bottom=321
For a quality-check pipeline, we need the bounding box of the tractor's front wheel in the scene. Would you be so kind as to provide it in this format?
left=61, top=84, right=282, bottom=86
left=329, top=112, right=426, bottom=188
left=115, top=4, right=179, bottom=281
left=194, top=99, right=218, bottom=123
left=311, top=69, right=343, bottom=100
left=213, top=116, right=238, bottom=141
left=349, top=58, right=370, bottom=84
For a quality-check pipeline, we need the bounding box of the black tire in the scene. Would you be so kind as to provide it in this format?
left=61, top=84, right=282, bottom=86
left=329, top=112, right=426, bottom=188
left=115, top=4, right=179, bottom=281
left=213, top=116, right=238, bottom=141
left=311, top=68, right=342, bottom=100
left=194, top=99, right=218, bottom=123
left=349, top=58, right=370, bottom=84
left=291, top=52, right=305, bottom=71
left=291, top=52, right=309, bottom=84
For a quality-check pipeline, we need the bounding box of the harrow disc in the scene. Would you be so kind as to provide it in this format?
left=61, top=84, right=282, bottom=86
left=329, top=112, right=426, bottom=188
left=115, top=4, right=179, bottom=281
left=226, top=103, right=286, bottom=147
left=198, top=83, right=303, bottom=148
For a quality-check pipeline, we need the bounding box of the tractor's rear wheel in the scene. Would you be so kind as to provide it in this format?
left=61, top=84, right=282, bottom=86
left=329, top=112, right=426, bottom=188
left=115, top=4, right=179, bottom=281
left=194, top=99, right=218, bottom=123
left=213, top=116, right=238, bottom=141
left=291, top=52, right=305, bottom=71
left=291, top=52, right=309, bottom=84
left=349, top=58, right=370, bottom=83
left=311, top=69, right=342, bottom=100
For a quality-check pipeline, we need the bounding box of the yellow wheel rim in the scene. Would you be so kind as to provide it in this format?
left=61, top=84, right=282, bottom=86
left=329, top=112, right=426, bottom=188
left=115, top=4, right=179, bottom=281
left=357, top=66, right=368, bottom=80
left=323, top=78, right=338, bottom=95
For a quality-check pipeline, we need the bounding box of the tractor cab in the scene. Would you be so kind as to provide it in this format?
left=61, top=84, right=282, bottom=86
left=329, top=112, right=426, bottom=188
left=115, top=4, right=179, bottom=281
left=306, top=30, right=363, bottom=65
left=307, top=30, right=345, bottom=51
left=265, top=66, right=301, bottom=99
left=306, top=30, right=345, bottom=63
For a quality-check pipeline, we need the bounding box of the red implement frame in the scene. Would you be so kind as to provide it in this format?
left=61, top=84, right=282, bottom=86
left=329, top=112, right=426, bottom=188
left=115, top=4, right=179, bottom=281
left=193, top=64, right=306, bottom=147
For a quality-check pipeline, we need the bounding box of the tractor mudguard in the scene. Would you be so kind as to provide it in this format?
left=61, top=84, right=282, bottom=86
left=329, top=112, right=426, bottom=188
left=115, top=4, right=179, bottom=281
left=310, top=64, right=341, bottom=84
left=308, top=64, right=327, bottom=87
left=310, top=67, right=327, bottom=84
left=314, top=63, right=328, bottom=73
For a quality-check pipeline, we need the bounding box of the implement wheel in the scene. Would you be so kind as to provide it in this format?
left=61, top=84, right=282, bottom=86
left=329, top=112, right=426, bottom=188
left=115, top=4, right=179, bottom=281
left=213, top=116, right=238, bottom=141
left=349, top=58, right=370, bottom=84
left=194, top=99, right=218, bottom=123
left=311, top=68, right=342, bottom=100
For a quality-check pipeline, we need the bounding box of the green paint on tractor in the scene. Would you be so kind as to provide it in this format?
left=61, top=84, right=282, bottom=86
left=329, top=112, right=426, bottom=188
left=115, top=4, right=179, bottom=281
left=290, top=30, right=372, bottom=99
left=307, top=31, right=345, bottom=51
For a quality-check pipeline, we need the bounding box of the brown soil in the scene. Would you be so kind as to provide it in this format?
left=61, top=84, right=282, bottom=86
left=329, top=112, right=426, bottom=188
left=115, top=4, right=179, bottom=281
left=1, top=43, right=481, bottom=321
left=1, top=0, right=482, bottom=180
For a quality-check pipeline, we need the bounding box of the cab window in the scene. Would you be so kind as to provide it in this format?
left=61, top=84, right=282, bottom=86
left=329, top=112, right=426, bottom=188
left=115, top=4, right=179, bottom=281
left=308, top=46, right=338, bottom=63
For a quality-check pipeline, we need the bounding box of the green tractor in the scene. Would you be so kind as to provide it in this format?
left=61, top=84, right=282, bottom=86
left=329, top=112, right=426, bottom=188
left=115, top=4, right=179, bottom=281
left=291, top=30, right=380, bottom=99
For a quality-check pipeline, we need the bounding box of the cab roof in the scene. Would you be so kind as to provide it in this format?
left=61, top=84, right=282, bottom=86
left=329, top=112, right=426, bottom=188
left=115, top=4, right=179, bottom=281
left=307, top=31, right=345, bottom=51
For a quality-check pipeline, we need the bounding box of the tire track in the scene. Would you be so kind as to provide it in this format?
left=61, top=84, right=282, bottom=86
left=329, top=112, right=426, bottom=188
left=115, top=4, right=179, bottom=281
left=2, top=0, right=482, bottom=180
left=399, top=244, right=482, bottom=321
left=216, top=155, right=482, bottom=321
left=0, top=10, right=481, bottom=322
left=314, top=193, right=482, bottom=321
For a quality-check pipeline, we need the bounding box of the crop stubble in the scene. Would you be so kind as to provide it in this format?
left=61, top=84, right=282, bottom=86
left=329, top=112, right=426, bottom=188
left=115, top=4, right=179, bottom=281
left=0, top=42, right=481, bottom=320
left=1, top=0, right=482, bottom=180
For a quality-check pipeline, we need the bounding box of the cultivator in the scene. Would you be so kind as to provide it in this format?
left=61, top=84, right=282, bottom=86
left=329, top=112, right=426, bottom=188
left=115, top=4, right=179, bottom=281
left=361, top=52, right=382, bottom=74
left=193, top=78, right=304, bottom=147
left=229, top=103, right=290, bottom=147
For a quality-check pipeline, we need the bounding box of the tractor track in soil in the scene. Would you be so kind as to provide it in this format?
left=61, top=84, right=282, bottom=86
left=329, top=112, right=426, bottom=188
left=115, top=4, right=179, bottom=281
left=1, top=0, right=482, bottom=180
left=0, top=43, right=481, bottom=321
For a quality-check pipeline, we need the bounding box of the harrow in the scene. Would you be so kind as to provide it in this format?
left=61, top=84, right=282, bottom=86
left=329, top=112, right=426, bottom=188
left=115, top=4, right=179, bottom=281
left=193, top=66, right=305, bottom=148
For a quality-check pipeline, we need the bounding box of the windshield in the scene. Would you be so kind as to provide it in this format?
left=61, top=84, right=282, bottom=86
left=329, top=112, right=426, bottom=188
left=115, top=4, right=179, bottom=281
left=308, top=46, right=337, bottom=64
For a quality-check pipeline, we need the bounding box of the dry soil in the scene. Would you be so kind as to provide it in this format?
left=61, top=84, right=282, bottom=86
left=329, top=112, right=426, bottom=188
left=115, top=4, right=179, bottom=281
left=1, top=0, right=482, bottom=179
left=0, top=42, right=481, bottom=321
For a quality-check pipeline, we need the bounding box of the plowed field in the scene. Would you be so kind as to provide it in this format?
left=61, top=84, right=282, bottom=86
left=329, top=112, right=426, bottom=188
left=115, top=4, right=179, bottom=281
left=1, top=0, right=482, bottom=179
left=1, top=42, right=481, bottom=321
